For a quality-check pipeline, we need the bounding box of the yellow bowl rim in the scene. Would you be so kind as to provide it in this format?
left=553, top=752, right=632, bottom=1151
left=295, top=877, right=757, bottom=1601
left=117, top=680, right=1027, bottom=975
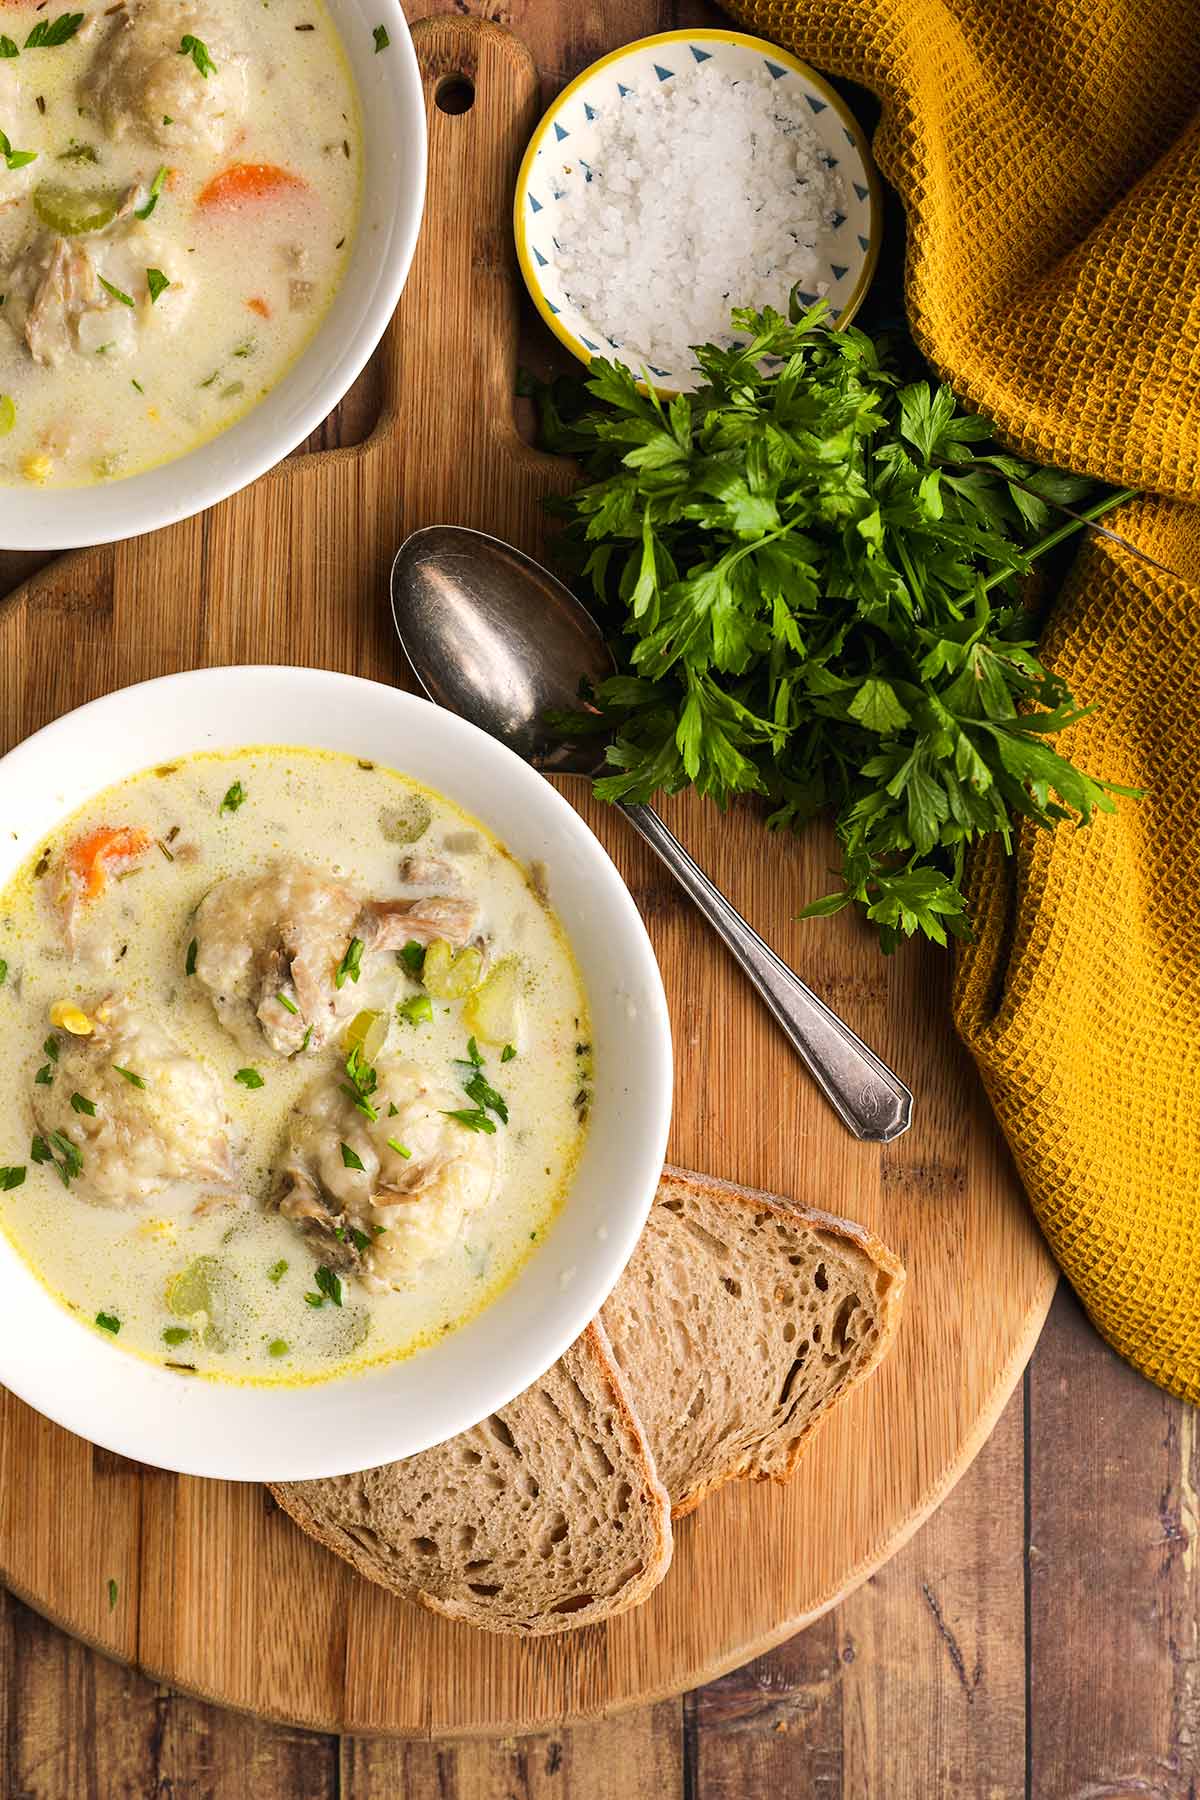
left=512, top=26, right=884, bottom=393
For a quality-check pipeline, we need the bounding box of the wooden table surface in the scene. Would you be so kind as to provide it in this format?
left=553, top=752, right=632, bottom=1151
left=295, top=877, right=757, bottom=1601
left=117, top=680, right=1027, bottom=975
left=2, top=2, right=1192, bottom=1793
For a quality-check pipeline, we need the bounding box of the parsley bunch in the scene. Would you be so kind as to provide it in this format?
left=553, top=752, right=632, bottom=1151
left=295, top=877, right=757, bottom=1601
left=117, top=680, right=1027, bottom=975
left=546, top=301, right=1132, bottom=948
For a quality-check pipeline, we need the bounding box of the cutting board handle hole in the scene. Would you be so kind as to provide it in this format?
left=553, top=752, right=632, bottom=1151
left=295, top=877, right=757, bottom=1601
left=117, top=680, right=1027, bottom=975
left=436, top=73, right=475, bottom=115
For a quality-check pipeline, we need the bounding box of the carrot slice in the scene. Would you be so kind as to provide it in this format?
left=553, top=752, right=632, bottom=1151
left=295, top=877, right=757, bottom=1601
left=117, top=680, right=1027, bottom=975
left=197, top=163, right=308, bottom=210
left=246, top=295, right=271, bottom=319
left=65, top=826, right=151, bottom=902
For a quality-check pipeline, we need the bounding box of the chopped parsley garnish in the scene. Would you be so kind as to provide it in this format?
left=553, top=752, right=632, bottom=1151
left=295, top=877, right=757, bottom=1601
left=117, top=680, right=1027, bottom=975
left=131, top=377, right=144, bottom=394
left=341, top=1044, right=378, bottom=1121
left=69, top=1091, right=96, bottom=1115
left=146, top=267, right=169, bottom=304
left=179, top=33, right=217, bottom=76
left=43, top=1131, right=86, bottom=1189
left=453, top=1041, right=508, bottom=1124
left=340, top=1141, right=365, bottom=1171
left=501, top=1043, right=516, bottom=1063
left=0, top=129, right=36, bottom=171
left=275, top=990, right=299, bottom=1015
left=135, top=165, right=167, bottom=220
left=397, top=940, right=425, bottom=979
left=107, top=1577, right=118, bottom=1609
left=267, top=1258, right=288, bottom=1283
left=387, top=1101, right=399, bottom=1116
left=372, top=23, right=389, bottom=50
left=113, top=1065, right=146, bottom=1088
left=0, top=37, right=17, bottom=57
left=442, top=1107, right=497, bottom=1135
left=234, top=1067, right=264, bottom=1089
left=397, top=993, right=432, bottom=1027
left=0, top=959, right=6, bottom=984
left=95, top=1311, right=121, bottom=1334
left=185, top=936, right=198, bottom=975
left=386, top=1137, right=412, bottom=1159
left=268, top=1338, right=289, bottom=1357
left=0, top=1165, right=26, bottom=1190
left=304, top=1265, right=344, bottom=1307
left=99, top=276, right=134, bottom=308
left=219, top=780, right=246, bottom=814
left=300, top=1024, right=314, bottom=1052
left=30, top=1135, right=51, bottom=1164
left=162, top=1325, right=189, bottom=1346
left=25, top=13, right=84, bottom=48
left=348, top=1226, right=371, bottom=1252
left=460, top=1068, right=508, bottom=1124
left=44, top=1036, right=59, bottom=1063
left=34, top=1063, right=54, bottom=1086
left=334, top=937, right=363, bottom=989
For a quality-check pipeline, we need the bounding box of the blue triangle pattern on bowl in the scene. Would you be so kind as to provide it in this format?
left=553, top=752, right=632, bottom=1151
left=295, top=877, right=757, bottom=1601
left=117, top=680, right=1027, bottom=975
left=553, top=121, right=568, bottom=141
left=764, top=59, right=787, bottom=79
left=853, top=181, right=869, bottom=200
left=618, top=82, right=632, bottom=96
left=831, top=211, right=845, bottom=227
left=806, top=94, right=827, bottom=112
left=653, top=63, right=674, bottom=80
left=858, top=234, right=870, bottom=250
left=796, top=291, right=819, bottom=307
left=844, top=127, right=855, bottom=145
left=529, top=194, right=542, bottom=213
left=547, top=301, right=560, bottom=314
left=581, top=336, right=599, bottom=351
left=533, top=247, right=548, bottom=267
left=690, top=44, right=713, bottom=62
left=584, top=102, right=597, bottom=120
left=831, top=263, right=848, bottom=280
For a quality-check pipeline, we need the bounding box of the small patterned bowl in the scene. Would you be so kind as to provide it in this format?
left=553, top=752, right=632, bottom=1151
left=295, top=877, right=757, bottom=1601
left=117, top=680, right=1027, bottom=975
left=513, top=28, right=881, bottom=394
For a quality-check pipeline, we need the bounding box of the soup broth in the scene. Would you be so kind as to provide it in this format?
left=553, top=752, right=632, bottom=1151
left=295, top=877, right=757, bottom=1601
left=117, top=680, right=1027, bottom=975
left=0, top=748, right=592, bottom=1385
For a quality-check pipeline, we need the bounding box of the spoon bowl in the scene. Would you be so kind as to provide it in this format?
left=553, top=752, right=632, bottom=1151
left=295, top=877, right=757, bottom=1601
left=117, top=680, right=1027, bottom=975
left=391, top=526, right=613, bottom=776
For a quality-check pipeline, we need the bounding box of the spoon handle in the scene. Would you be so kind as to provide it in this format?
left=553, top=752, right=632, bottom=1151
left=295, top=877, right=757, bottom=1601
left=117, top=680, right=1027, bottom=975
left=618, top=801, right=913, bottom=1144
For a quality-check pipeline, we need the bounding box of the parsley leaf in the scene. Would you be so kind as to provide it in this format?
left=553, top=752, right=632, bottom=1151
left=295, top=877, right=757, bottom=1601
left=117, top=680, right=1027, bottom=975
left=0, top=129, right=35, bottom=170
left=234, top=1067, right=264, bottom=1089
left=396, top=939, right=425, bottom=978
left=372, top=23, right=389, bottom=50
left=314, top=1264, right=343, bottom=1306
left=135, top=165, right=167, bottom=220
left=113, top=1065, right=146, bottom=1087
left=185, top=936, right=198, bottom=975
left=219, top=780, right=246, bottom=814
left=99, top=276, right=134, bottom=308
left=442, top=1106, right=497, bottom=1134
left=179, top=33, right=217, bottom=76
left=25, top=12, right=83, bottom=48
left=334, top=936, right=363, bottom=988
left=95, top=1310, right=121, bottom=1334
left=0, top=1165, right=25, bottom=1190
left=340, top=1141, right=365, bottom=1170
left=397, top=992, right=432, bottom=1026
left=146, top=267, right=169, bottom=304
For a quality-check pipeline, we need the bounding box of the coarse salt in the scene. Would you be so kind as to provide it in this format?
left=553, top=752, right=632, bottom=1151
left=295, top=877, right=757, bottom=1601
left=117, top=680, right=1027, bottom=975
left=552, top=61, right=844, bottom=374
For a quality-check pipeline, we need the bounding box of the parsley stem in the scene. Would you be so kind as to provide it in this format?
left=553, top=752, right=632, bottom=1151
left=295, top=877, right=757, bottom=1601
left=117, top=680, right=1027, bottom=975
left=982, top=486, right=1140, bottom=594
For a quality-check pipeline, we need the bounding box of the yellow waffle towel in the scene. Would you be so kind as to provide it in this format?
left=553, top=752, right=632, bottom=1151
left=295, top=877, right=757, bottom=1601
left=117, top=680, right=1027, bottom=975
left=725, top=0, right=1200, bottom=1398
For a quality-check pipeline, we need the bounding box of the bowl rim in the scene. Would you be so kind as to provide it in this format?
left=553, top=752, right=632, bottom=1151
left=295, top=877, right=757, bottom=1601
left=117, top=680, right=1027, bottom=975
left=0, top=666, right=674, bottom=1479
left=0, top=0, right=428, bottom=553
left=513, top=26, right=882, bottom=392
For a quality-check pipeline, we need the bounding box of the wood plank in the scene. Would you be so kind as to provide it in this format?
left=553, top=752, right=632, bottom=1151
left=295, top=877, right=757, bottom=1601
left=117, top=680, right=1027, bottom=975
left=1028, top=1284, right=1200, bottom=1797
left=0, top=1590, right=339, bottom=1800
left=685, top=1373, right=1027, bottom=1798
left=341, top=1700, right=682, bottom=1796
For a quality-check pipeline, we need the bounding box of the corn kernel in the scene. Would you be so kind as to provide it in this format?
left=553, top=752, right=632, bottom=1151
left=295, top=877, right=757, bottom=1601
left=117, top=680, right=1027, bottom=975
left=21, top=453, right=52, bottom=484
left=49, top=1001, right=93, bottom=1035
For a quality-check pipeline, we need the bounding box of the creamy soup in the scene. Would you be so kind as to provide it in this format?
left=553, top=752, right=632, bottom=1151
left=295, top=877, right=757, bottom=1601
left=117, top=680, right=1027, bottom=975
left=0, top=0, right=361, bottom=487
left=0, top=748, right=592, bottom=1384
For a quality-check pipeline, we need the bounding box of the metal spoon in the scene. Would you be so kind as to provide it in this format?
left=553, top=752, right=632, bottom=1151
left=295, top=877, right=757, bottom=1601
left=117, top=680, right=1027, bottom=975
left=390, top=525, right=913, bottom=1144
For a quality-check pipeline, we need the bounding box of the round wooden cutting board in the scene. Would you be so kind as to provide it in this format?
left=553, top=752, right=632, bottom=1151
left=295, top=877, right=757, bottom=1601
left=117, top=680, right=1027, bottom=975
left=0, top=17, right=1055, bottom=1738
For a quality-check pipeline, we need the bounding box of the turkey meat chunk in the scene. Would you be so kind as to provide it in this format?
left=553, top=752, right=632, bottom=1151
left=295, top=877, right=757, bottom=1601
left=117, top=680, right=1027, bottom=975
left=275, top=1057, right=497, bottom=1288
left=79, top=0, right=248, bottom=156
left=31, top=997, right=237, bottom=1206
left=3, top=219, right=192, bottom=369
left=192, top=860, right=479, bottom=1058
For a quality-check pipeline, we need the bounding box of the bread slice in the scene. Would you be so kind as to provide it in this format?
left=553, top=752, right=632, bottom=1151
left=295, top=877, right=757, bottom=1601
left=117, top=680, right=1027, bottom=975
left=601, top=1167, right=905, bottom=1517
left=270, top=1321, right=672, bottom=1635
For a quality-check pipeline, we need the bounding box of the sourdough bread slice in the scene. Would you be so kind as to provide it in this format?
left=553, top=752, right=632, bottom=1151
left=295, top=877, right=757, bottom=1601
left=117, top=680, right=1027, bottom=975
left=270, top=1320, right=672, bottom=1635
left=601, top=1166, right=905, bottom=1517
